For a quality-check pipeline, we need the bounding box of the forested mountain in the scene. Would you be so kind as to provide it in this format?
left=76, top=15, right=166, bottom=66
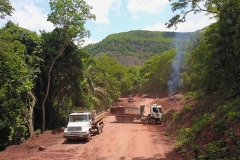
left=84, top=30, right=192, bottom=66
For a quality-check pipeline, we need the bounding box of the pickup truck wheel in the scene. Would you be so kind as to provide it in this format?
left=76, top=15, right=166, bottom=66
left=124, top=117, right=130, bottom=123
left=148, top=118, right=156, bottom=125
left=116, top=117, right=123, bottom=123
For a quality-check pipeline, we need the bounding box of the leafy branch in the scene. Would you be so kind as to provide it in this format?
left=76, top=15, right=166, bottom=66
left=166, top=0, right=220, bottom=29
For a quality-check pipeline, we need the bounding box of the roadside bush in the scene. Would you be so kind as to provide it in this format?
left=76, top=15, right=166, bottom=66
left=183, top=104, right=191, bottom=112
left=171, top=111, right=179, bottom=117
left=176, top=114, right=212, bottom=146
left=184, top=92, right=201, bottom=101
left=200, top=142, right=229, bottom=160
left=228, top=112, right=240, bottom=120
left=176, top=128, right=195, bottom=146
left=192, top=113, right=212, bottom=134
left=213, top=118, right=226, bottom=132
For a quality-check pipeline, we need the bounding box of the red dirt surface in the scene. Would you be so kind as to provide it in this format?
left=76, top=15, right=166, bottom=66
left=0, top=93, right=185, bottom=160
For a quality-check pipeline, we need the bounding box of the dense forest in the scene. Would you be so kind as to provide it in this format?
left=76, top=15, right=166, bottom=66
left=84, top=30, right=192, bottom=66
left=1, top=0, right=240, bottom=159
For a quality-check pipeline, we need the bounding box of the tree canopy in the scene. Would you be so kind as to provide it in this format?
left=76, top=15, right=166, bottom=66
left=0, top=0, right=14, bottom=19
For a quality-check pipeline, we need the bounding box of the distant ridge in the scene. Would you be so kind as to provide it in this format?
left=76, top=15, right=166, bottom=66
left=84, top=30, right=192, bottom=66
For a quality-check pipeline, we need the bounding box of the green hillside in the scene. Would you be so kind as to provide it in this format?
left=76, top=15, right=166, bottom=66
left=84, top=30, right=192, bottom=66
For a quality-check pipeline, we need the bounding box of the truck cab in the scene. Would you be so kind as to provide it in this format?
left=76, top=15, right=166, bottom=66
left=63, top=110, right=105, bottom=142
left=63, top=112, right=92, bottom=142
left=147, top=104, right=163, bottom=124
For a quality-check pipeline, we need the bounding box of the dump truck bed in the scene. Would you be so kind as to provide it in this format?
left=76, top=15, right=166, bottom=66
left=110, top=106, right=144, bottom=115
left=90, top=110, right=106, bottom=124
left=72, top=110, right=106, bottom=125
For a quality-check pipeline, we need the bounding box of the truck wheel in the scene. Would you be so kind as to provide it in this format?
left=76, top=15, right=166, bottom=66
left=148, top=118, right=156, bottom=125
left=124, top=117, right=130, bottom=123
left=116, top=117, right=123, bottom=123
left=86, top=133, right=91, bottom=142
left=130, top=117, right=134, bottom=122
left=66, top=139, right=71, bottom=142
left=97, top=126, right=102, bottom=134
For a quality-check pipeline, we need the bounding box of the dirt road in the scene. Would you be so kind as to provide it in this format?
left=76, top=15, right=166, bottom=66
left=80, top=116, right=181, bottom=160
left=0, top=94, right=184, bottom=160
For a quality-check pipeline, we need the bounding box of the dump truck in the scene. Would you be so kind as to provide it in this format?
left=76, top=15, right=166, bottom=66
left=110, top=104, right=163, bottom=124
left=63, top=110, right=105, bottom=142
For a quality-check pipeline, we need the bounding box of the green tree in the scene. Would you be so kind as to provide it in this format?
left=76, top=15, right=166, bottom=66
left=96, top=56, right=128, bottom=95
left=42, top=0, right=95, bottom=131
left=180, top=0, right=240, bottom=97
left=40, top=28, right=89, bottom=129
left=140, top=49, right=176, bottom=93
left=0, top=22, right=42, bottom=150
left=0, top=0, right=14, bottom=19
left=179, top=30, right=203, bottom=92
left=81, top=58, right=112, bottom=110
left=0, top=29, right=31, bottom=150
left=125, top=65, right=141, bottom=94
left=3, top=21, right=42, bottom=137
left=166, top=0, right=220, bottom=29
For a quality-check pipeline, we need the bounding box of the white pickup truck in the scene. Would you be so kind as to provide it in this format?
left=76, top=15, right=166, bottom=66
left=63, top=110, right=105, bottom=142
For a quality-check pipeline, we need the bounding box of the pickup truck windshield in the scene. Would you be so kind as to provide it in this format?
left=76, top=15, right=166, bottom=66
left=70, top=115, right=88, bottom=122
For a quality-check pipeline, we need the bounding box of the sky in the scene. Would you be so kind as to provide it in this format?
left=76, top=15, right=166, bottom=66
left=0, top=0, right=216, bottom=46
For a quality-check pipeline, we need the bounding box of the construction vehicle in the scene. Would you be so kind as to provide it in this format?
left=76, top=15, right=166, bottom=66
left=63, top=110, right=105, bottom=142
left=128, top=95, right=136, bottom=103
left=110, top=104, right=163, bottom=124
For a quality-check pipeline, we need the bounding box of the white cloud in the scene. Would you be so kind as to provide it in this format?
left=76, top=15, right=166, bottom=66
left=127, top=0, right=169, bottom=14
left=0, top=0, right=54, bottom=34
left=144, top=23, right=175, bottom=32
left=143, top=11, right=216, bottom=32
left=86, top=0, right=122, bottom=25
left=82, top=37, right=98, bottom=47
left=186, top=12, right=216, bottom=30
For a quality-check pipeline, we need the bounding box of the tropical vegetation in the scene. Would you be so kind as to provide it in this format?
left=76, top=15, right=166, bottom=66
left=164, top=0, right=240, bottom=159
left=1, top=0, right=240, bottom=159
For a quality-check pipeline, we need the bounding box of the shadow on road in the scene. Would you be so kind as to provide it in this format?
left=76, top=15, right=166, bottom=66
left=109, top=121, right=148, bottom=125
left=62, top=139, right=88, bottom=144
left=95, top=152, right=183, bottom=160
left=62, top=132, right=102, bottom=144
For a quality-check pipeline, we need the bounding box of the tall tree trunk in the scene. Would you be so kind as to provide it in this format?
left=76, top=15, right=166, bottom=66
left=42, top=44, right=68, bottom=132
left=27, top=91, right=36, bottom=137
